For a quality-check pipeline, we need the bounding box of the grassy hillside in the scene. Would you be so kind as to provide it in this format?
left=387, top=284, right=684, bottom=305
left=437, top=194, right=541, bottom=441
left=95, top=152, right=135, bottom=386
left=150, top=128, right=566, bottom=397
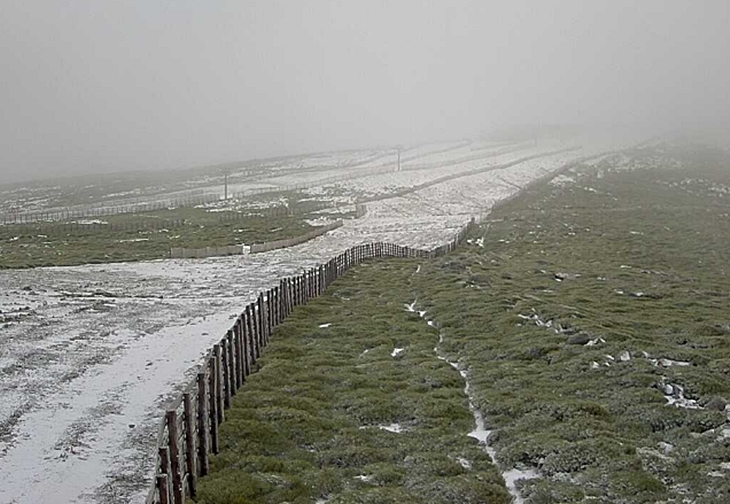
left=406, top=144, right=730, bottom=502
left=0, top=195, right=349, bottom=268
left=194, top=144, right=730, bottom=504
left=195, top=258, right=511, bottom=504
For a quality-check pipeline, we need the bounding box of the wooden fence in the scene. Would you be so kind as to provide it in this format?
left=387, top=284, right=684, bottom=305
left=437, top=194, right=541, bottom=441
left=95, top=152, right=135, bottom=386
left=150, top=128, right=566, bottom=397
left=169, top=221, right=345, bottom=259
left=0, top=218, right=186, bottom=237
left=249, top=221, right=343, bottom=254
left=145, top=219, right=477, bottom=504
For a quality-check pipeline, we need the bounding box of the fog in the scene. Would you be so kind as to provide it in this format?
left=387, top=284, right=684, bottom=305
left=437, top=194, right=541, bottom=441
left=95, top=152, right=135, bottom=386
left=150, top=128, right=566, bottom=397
left=1, top=0, right=728, bottom=183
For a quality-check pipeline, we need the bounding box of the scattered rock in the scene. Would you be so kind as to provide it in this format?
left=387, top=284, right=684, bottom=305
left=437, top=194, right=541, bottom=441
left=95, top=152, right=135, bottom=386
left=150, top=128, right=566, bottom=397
left=567, top=333, right=591, bottom=345
left=705, top=397, right=726, bottom=412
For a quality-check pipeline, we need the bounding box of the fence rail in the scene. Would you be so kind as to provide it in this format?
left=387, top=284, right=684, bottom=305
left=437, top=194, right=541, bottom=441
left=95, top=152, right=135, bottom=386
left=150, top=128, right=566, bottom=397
left=145, top=219, right=477, bottom=504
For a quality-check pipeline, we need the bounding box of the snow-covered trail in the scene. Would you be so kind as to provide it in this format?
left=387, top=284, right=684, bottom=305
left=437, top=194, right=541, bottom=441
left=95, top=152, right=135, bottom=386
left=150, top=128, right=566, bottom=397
left=0, top=139, right=632, bottom=504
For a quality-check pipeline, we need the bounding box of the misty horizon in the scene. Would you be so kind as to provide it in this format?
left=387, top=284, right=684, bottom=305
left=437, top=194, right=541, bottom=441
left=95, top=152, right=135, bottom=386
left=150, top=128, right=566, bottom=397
left=2, top=0, right=729, bottom=184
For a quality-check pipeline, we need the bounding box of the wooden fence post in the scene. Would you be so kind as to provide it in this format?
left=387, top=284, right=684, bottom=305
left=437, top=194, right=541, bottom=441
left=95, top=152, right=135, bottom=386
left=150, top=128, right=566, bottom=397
left=265, top=291, right=271, bottom=342
left=183, top=393, right=197, bottom=497
left=227, top=329, right=237, bottom=395
left=303, top=272, right=309, bottom=304
left=303, top=273, right=308, bottom=303
left=207, top=355, right=219, bottom=454
left=296, top=276, right=301, bottom=306
left=159, top=447, right=172, bottom=504
left=304, top=272, right=309, bottom=301
left=294, top=277, right=299, bottom=306
left=197, top=371, right=209, bottom=476
left=246, top=304, right=257, bottom=363
left=271, top=288, right=277, bottom=328
left=239, top=315, right=250, bottom=377
left=166, top=410, right=183, bottom=504
left=301, top=274, right=305, bottom=304
left=214, top=344, right=225, bottom=423
left=267, top=290, right=274, bottom=335
left=157, top=474, right=170, bottom=504
left=279, top=281, right=286, bottom=319
left=257, top=296, right=266, bottom=346
left=221, top=338, right=231, bottom=410
left=251, top=303, right=261, bottom=359
left=256, top=296, right=265, bottom=349
left=234, top=318, right=244, bottom=385
left=281, top=281, right=287, bottom=320
left=275, top=286, right=281, bottom=325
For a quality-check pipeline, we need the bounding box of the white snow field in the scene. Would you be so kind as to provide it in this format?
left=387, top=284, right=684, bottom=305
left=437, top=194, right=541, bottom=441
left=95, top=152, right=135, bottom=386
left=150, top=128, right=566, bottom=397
left=0, top=136, right=637, bottom=504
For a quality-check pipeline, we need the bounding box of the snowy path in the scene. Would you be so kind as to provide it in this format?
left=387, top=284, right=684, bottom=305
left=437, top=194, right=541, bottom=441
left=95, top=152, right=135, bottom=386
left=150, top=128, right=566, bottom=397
left=0, top=138, right=633, bottom=504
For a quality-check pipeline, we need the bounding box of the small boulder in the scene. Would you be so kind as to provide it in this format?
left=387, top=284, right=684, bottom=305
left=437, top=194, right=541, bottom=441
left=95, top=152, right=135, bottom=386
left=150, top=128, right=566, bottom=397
left=567, top=333, right=591, bottom=345
left=705, top=397, right=727, bottom=412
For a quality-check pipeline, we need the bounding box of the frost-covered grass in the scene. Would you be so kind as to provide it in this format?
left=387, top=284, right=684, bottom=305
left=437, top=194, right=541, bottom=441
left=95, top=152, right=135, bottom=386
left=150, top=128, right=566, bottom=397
left=195, top=259, right=512, bottom=504
left=197, top=144, right=730, bottom=504
left=0, top=204, right=317, bottom=268
left=408, top=144, right=730, bottom=503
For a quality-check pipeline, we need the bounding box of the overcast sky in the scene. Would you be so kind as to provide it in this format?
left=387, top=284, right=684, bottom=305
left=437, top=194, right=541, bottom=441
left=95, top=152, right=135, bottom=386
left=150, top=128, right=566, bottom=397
left=1, top=0, right=728, bottom=183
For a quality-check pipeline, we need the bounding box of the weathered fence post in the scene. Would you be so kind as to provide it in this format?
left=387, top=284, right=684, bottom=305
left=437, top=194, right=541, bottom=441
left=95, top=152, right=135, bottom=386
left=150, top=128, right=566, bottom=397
left=256, top=296, right=265, bottom=348
left=234, top=318, right=244, bottom=385
left=207, top=354, right=219, bottom=453
left=221, top=338, right=231, bottom=410
left=227, top=329, right=237, bottom=395
left=183, top=393, right=197, bottom=497
left=268, top=289, right=273, bottom=332
left=276, top=282, right=282, bottom=322
left=245, top=305, right=257, bottom=364
left=166, top=410, right=183, bottom=504
left=214, top=344, right=225, bottom=423
left=293, top=276, right=299, bottom=306
left=251, top=303, right=261, bottom=360
left=303, top=272, right=308, bottom=303
left=240, top=314, right=250, bottom=377
left=197, top=370, right=209, bottom=476
left=159, top=446, right=172, bottom=504
left=157, top=473, right=170, bottom=504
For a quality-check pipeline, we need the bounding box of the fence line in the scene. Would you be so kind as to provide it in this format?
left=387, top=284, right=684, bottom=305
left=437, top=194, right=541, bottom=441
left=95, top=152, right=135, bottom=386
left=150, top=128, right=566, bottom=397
left=169, top=204, right=365, bottom=259
left=169, top=221, right=344, bottom=259
left=1, top=140, right=524, bottom=225
left=249, top=221, right=343, bottom=254
left=144, top=148, right=609, bottom=503
left=0, top=198, right=341, bottom=228
left=144, top=218, right=477, bottom=504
